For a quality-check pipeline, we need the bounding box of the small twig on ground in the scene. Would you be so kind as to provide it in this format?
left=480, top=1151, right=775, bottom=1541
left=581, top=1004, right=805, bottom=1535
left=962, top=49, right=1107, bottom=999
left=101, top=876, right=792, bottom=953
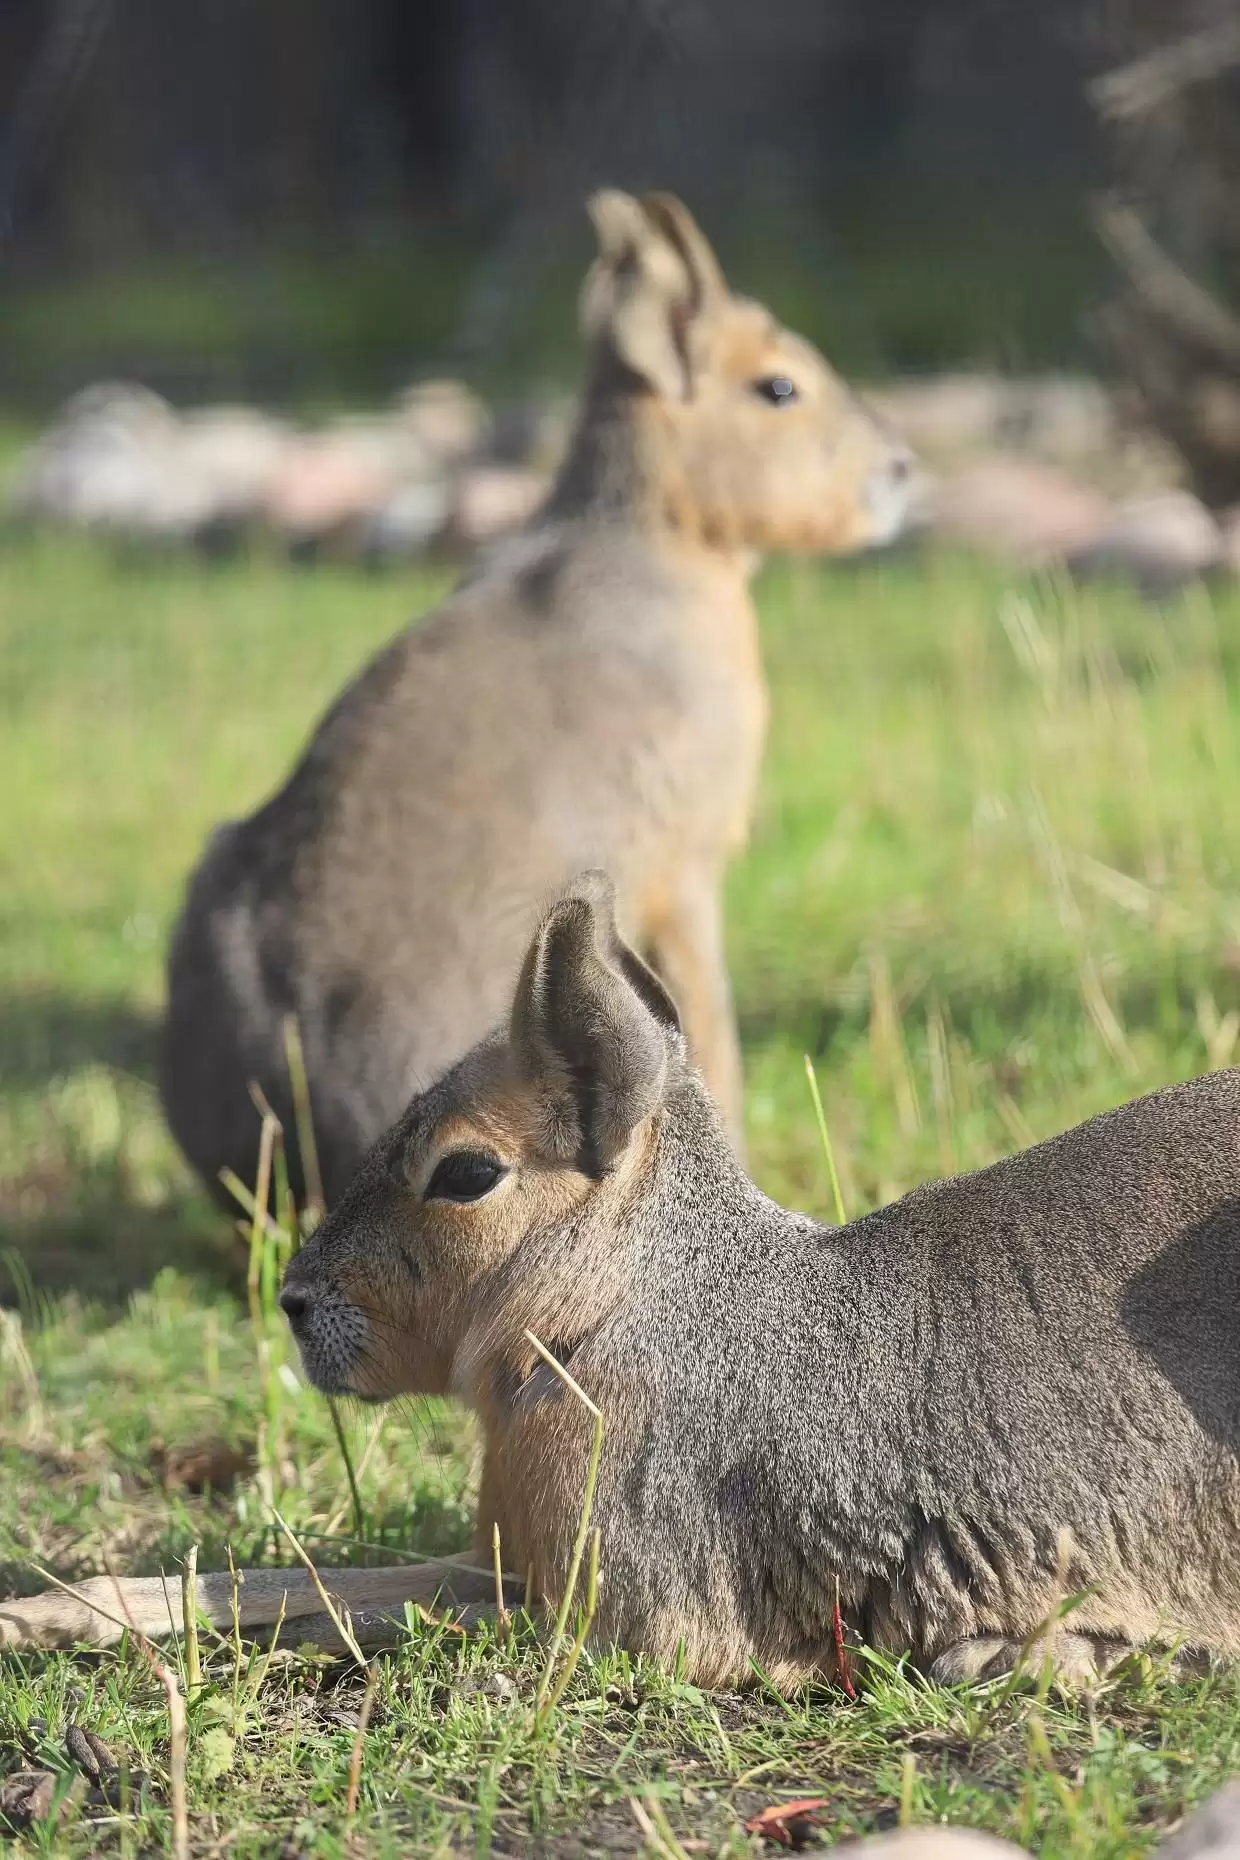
left=492, top=1522, right=508, bottom=1632
left=832, top=1575, right=856, bottom=1700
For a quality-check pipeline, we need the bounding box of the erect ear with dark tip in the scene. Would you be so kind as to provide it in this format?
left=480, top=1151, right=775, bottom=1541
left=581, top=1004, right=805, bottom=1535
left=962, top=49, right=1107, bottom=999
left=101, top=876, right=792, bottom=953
left=580, top=189, right=726, bottom=400
left=512, top=871, right=681, bottom=1174
left=639, top=192, right=727, bottom=312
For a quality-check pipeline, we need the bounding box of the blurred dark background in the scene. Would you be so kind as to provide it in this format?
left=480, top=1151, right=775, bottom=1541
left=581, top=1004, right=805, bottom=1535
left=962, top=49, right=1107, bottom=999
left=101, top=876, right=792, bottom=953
left=0, top=0, right=1107, bottom=408
left=3, top=0, right=1239, bottom=524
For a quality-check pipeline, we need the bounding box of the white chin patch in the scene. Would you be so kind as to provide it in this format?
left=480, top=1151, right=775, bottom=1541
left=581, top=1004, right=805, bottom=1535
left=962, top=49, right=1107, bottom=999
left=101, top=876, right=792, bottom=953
left=865, top=472, right=913, bottom=548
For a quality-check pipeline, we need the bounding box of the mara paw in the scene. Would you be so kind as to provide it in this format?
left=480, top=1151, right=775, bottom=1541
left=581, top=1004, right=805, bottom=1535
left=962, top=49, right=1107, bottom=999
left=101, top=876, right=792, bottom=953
left=929, top=1631, right=1136, bottom=1690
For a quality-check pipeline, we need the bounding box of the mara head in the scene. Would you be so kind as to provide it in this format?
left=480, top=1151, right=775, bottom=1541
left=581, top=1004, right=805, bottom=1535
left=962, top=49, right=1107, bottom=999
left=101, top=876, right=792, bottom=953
left=280, top=872, right=692, bottom=1403
left=574, top=188, right=913, bottom=555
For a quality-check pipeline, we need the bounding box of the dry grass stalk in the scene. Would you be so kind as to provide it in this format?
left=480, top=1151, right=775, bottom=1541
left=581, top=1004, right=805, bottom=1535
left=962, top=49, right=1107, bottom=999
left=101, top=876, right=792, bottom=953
left=803, top=1055, right=847, bottom=1225
left=103, top=1556, right=188, bottom=1860
left=492, top=1522, right=508, bottom=1632
left=282, top=1013, right=325, bottom=1230
left=525, top=1328, right=605, bottom=1717
left=867, top=949, right=921, bottom=1137
left=181, top=1545, right=201, bottom=1702
left=271, top=1508, right=369, bottom=1668
left=344, top=1664, right=382, bottom=1818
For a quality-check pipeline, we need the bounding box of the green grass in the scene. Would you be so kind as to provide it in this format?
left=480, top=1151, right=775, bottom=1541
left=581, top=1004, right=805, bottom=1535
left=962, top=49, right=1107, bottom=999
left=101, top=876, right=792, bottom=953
left=3, top=533, right=1240, bottom=1853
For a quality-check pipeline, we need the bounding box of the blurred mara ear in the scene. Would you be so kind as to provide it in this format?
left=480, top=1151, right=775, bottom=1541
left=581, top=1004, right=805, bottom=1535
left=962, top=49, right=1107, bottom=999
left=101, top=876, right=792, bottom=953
left=580, top=189, right=726, bottom=400
left=512, top=870, right=682, bottom=1174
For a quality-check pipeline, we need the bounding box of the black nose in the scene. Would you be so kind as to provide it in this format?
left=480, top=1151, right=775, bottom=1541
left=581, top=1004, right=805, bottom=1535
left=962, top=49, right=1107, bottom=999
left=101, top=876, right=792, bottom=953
left=280, top=1283, right=311, bottom=1329
left=888, top=449, right=914, bottom=485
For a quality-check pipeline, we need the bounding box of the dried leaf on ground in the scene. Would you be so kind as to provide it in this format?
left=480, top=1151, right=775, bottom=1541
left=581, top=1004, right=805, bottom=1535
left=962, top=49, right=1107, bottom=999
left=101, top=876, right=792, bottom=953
left=745, top=1797, right=831, bottom=1848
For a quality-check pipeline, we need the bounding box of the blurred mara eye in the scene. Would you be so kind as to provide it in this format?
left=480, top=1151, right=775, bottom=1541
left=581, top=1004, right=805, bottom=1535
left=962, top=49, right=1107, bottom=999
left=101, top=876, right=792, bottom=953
left=425, top=1150, right=506, bottom=1203
left=754, top=375, right=798, bottom=406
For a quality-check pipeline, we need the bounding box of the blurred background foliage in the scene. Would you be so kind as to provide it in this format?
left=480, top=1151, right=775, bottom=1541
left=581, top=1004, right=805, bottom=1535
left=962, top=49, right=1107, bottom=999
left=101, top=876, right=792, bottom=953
left=0, top=0, right=1111, bottom=406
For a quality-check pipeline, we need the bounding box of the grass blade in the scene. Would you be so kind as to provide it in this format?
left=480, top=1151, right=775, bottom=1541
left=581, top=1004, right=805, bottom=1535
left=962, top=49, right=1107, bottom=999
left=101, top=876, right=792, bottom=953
left=803, top=1054, right=847, bottom=1225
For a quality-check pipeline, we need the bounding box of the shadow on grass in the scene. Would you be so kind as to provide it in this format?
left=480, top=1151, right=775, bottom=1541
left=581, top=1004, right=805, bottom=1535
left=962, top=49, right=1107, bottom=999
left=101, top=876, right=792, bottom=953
left=0, top=990, right=243, bottom=1305
left=0, top=1188, right=243, bottom=1309
left=0, top=990, right=160, bottom=1093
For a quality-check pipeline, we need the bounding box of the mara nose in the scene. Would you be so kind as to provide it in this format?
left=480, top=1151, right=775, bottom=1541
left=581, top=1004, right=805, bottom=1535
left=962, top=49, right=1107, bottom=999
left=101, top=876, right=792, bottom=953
left=887, top=446, right=914, bottom=486
left=279, top=1282, right=311, bottom=1330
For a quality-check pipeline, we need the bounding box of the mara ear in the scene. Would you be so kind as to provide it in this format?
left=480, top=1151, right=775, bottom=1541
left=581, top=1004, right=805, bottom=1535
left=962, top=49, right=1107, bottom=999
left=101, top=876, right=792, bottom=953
left=580, top=188, right=727, bottom=400
left=511, top=870, right=682, bottom=1175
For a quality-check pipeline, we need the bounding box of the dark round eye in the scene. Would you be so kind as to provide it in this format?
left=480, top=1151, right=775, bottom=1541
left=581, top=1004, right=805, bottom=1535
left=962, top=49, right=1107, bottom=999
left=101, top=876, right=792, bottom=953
left=424, top=1150, right=506, bottom=1203
left=753, top=375, right=799, bottom=406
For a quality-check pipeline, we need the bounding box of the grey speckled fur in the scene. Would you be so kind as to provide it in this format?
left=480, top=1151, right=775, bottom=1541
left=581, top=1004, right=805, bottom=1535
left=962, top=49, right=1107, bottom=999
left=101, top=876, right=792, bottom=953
left=281, top=875, right=1240, bottom=1688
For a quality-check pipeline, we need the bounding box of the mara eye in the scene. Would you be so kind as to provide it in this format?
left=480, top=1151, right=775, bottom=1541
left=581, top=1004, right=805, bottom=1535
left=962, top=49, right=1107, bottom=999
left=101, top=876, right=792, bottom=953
left=754, top=375, right=799, bottom=406
left=425, top=1149, right=506, bottom=1203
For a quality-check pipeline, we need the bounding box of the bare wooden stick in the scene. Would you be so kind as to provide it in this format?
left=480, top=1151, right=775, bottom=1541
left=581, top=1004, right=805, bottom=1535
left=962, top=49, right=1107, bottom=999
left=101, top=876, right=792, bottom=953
left=1091, top=18, right=1240, bottom=121
left=2, top=1557, right=512, bottom=1652
left=1094, top=197, right=1240, bottom=365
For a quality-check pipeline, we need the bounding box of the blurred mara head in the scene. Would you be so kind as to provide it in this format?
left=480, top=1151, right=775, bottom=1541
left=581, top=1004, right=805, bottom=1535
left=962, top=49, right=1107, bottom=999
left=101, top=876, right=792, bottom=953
left=577, top=188, right=914, bottom=554
left=279, top=872, right=686, bottom=1402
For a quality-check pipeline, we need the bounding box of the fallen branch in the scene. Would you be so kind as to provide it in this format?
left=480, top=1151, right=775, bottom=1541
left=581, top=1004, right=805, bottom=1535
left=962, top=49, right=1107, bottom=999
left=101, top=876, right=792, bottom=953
left=1091, top=17, right=1240, bottom=121
left=1, top=1557, right=512, bottom=1652
left=1094, top=197, right=1240, bottom=366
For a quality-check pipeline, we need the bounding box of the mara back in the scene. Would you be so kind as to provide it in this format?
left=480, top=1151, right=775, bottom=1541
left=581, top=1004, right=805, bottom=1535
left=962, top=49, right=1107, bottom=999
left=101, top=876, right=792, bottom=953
left=160, top=190, right=912, bottom=1207
left=274, top=873, right=1240, bottom=1688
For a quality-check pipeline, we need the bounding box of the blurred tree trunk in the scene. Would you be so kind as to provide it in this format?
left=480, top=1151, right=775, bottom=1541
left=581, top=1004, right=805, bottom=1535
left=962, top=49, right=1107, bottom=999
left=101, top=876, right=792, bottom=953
left=1093, top=0, right=1240, bottom=508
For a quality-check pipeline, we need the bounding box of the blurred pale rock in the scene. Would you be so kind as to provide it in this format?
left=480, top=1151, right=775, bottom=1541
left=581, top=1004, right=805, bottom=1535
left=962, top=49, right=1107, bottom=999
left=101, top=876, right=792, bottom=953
left=261, top=436, right=396, bottom=548
left=923, top=454, right=1113, bottom=561
left=1217, top=506, right=1240, bottom=578
left=392, top=378, right=488, bottom=463
left=871, top=376, right=1011, bottom=458
left=5, top=371, right=1201, bottom=569
left=811, top=1779, right=1240, bottom=1858
left=1066, top=490, right=1223, bottom=594
left=871, top=376, right=1112, bottom=467
left=9, top=381, right=177, bottom=531
left=827, top=1833, right=1027, bottom=1858
left=358, top=479, right=454, bottom=565
left=8, top=382, right=294, bottom=546
left=1157, top=1782, right=1240, bottom=1860
left=444, top=465, right=548, bottom=549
